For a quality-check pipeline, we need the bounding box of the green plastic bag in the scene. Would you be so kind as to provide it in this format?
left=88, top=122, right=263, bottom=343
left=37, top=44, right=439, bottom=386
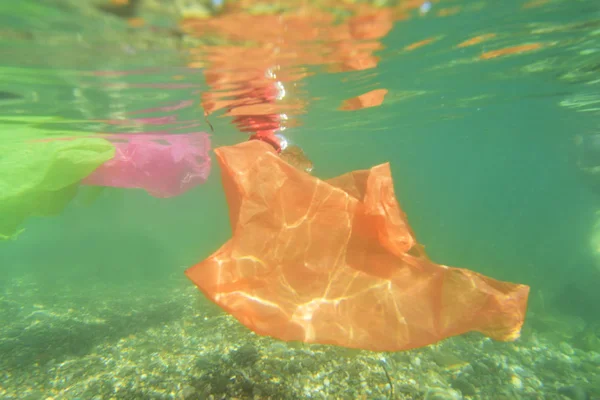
left=0, top=138, right=115, bottom=239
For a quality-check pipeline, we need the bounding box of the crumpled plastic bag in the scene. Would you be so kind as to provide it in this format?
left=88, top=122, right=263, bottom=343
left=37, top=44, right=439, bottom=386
left=185, top=140, right=530, bottom=351
left=82, top=132, right=211, bottom=198
left=0, top=138, right=115, bottom=239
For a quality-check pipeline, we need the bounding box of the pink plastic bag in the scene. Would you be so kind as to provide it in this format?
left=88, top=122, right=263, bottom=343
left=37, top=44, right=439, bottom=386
left=82, top=132, right=211, bottom=198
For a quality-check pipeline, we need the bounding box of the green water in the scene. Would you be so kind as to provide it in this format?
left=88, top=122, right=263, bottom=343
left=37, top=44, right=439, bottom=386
left=1, top=0, right=600, bottom=399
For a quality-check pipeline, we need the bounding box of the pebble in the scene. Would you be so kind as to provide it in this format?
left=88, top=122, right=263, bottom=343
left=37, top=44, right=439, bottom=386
left=557, top=386, right=589, bottom=400
left=559, top=342, right=575, bottom=356
left=451, top=376, right=476, bottom=396
left=510, top=375, right=523, bottom=390
left=180, top=385, right=196, bottom=399
left=480, top=338, right=494, bottom=352
left=424, top=388, right=462, bottom=400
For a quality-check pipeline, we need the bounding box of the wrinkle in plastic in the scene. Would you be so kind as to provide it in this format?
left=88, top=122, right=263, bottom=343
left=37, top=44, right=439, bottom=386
left=186, top=141, right=529, bottom=351
left=82, top=132, right=211, bottom=198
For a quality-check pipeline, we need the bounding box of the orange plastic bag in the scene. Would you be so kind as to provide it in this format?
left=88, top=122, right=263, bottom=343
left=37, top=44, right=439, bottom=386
left=186, top=141, right=529, bottom=351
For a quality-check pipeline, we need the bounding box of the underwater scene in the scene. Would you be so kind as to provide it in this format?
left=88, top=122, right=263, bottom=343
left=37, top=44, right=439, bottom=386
left=1, top=0, right=600, bottom=399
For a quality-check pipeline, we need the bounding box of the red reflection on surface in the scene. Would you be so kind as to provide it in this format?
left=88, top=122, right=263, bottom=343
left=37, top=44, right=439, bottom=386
left=181, top=1, right=402, bottom=147
left=339, top=89, right=388, bottom=111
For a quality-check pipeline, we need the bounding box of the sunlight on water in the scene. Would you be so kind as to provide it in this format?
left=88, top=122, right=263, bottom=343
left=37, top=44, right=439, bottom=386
left=1, top=0, right=600, bottom=398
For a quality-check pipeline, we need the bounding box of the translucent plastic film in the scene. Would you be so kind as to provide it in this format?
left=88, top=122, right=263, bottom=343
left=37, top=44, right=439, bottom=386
left=0, top=138, right=115, bottom=239
left=186, top=141, right=529, bottom=351
left=82, top=132, right=211, bottom=198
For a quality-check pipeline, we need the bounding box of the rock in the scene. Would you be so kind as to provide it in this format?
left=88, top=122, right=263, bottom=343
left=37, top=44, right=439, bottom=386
left=397, top=384, right=420, bottom=397
left=559, top=341, right=575, bottom=356
left=424, top=387, right=462, bottom=400
left=411, top=356, right=422, bottom=368
left=431, top=351, right=469, bottom=370
left=392, top=352, right=412, bottom=364
left=230, top=343, right=260, bottom=367
left=558, top=385, right=589, bottom=400
left=480, top=338, right=495, bottom=352
left=472, top=360, right=491, bottom=375
left=180, top=385, right=196, bottom=399
left=451, top=376, right=477, bottom=397
left=573, top=325, right=600, bottom=352
left=510, top=375, right=523, bottom=390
